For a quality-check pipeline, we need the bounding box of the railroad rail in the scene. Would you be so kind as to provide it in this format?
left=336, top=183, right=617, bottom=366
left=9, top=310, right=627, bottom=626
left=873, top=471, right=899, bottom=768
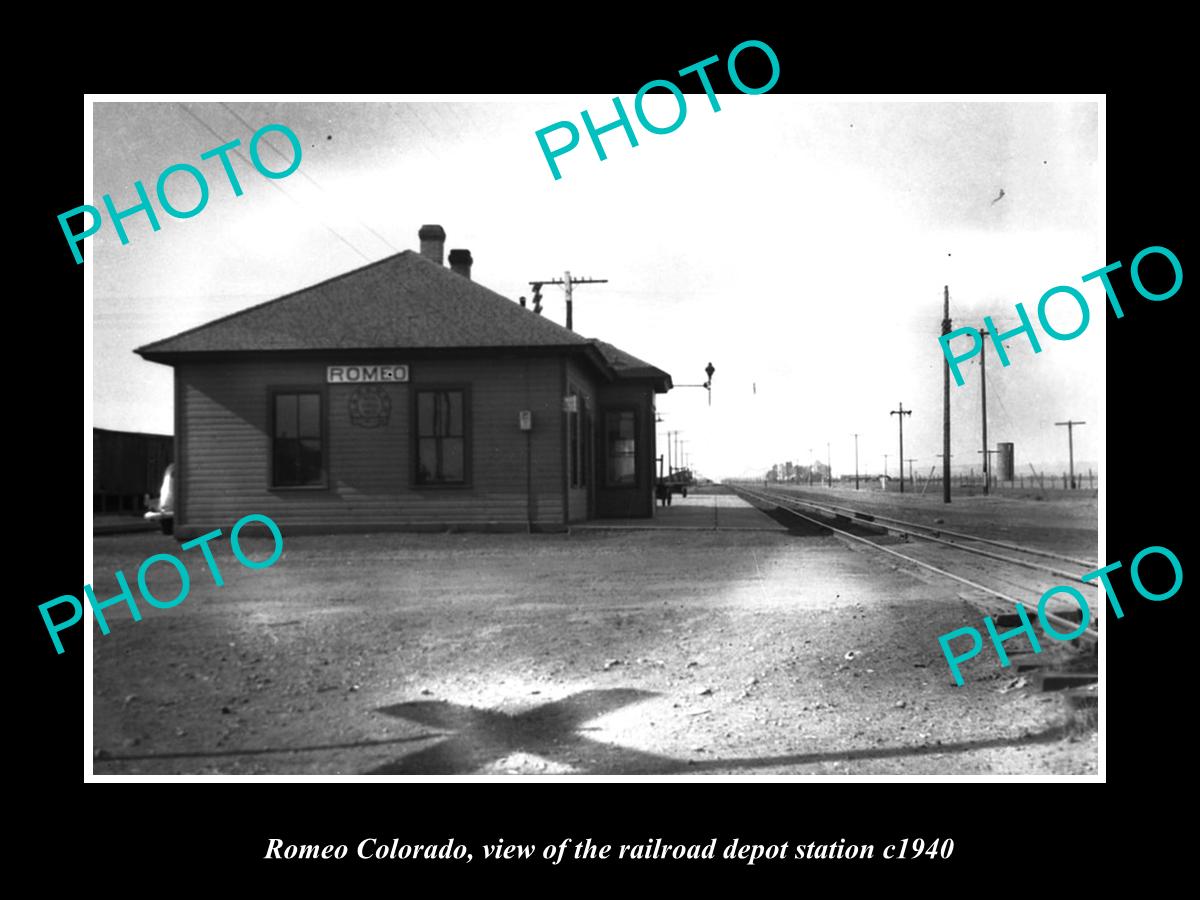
left=750, top=488, right=1095, bottom=570
left=729, top=484, right=1098, bottom=646
left=747, top=489, right=1090, bottom=581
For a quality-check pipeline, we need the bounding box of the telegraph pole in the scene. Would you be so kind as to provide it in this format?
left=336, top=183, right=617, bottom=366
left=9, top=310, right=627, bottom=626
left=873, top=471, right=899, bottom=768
left=977, top=449, right=999, bottom=491
left=937, top=451, right=953, bottom=491
left=942, top=286, right=952, bottom=504
left=808, top=448, right=813, bottom=486
left=852, top=433, right=860, bottom=490
left=890, top=403, right=913, bottom=492
left=906, top=457, right=917, bottom=487
left=827, top=442, right=832, bottom=487
left=978, top=326, right=990, bottom=496
left=1056, top=420, right=1086, bottom=488
left=883, top=454, right=889, bottom=480
left=529, top=272, right=608, bottom=332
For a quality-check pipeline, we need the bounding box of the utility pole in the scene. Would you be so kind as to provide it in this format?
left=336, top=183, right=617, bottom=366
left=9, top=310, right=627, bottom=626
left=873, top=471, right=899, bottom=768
left=942, top=285, right=952, bottom=504
left=808, top=448, right=813, bottom=486
left=852, top=433, right=860, bottom=490
left=977, top=449, right=999, bottom=491
left=978, top=326, right=989, bottom=496
left=655, top=413, right=666, bottom=481
left=826, top=442, right=832, bottom=487
left=883, top=453, right=889, bottom=480
left=889, top=403, right=913, bottom=493
left=667, top=430, right=674, bottom=476
left=906, top=457, right=917, bottom=486
left=529, top=272, right=608, bottom=332
left=937, top=451, right=953, bottom=490
left=1055, top=420, right=1086, bottom=488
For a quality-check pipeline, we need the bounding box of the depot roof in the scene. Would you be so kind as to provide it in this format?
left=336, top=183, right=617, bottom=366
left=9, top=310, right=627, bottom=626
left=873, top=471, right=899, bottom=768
left=135, top=250, right=672, bottom=391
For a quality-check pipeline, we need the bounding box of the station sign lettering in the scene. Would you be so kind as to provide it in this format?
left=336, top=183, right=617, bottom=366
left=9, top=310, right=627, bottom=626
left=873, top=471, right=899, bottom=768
left=327, top=365, right=409, bottom=384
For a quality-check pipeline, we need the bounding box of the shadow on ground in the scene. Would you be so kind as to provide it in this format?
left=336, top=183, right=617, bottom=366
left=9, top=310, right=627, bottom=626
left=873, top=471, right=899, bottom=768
left=368, top=688, right=1072, bottom=775
left=97, top=686, right=1075, bottom=775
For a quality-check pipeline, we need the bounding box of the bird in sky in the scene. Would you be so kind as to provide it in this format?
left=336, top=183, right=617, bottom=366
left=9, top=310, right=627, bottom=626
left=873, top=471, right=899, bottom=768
left=991, top=188, right=1006, bottom=204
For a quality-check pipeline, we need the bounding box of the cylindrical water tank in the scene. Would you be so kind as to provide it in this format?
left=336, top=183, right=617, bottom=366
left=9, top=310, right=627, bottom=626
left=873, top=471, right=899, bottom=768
left=997, top=442, right=1015, bottom=482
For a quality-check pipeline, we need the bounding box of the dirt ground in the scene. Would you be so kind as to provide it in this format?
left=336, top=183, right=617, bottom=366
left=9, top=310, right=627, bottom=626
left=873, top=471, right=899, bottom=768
left=91, top=494, right=1098, bottom=776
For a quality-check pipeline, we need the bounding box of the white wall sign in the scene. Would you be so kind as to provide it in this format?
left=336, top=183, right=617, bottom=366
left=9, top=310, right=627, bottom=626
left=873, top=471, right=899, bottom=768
left=327, top=365, right=409, bottom=384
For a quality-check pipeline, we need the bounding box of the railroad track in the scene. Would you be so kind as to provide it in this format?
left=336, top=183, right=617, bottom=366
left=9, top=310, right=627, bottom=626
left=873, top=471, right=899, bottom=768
left=729, top=484, right=1099, bottom=648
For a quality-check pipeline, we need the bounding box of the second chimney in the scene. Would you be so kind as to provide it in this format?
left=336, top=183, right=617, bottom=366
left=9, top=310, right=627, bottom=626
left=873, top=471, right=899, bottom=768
left=418, top=224, right=446, bottom=265
left=449, top=248, right=473, bottom=280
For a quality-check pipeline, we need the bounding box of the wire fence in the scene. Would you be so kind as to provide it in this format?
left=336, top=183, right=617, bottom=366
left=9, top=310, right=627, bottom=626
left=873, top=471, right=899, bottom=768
left=765, top=469, right=1098, bottom=495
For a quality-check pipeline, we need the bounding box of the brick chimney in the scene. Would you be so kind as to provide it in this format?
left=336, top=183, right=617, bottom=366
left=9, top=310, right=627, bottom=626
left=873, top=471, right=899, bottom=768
left=418, top=224, right=445, bottom=265
left=449, top=248, right=473, bottom=280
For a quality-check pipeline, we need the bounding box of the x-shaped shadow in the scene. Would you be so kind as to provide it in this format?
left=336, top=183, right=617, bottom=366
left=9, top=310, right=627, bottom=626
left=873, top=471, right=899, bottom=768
left=368, top=688, right=1082, bottom=775
left=368, top=688, right=686, bottom=775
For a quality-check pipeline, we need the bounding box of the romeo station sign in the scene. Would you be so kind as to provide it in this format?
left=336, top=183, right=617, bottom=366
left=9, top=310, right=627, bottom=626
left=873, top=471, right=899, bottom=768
left=326, top=365, right=409, bottom=384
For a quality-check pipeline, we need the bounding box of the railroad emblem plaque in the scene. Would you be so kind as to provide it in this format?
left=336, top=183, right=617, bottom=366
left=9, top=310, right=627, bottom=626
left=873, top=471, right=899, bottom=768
left=348, top=386, right=392, bottom=428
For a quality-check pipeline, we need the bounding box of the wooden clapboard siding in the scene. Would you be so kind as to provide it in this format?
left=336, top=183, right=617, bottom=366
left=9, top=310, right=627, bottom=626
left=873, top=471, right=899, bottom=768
left=175, top=356, right=565, bottom=536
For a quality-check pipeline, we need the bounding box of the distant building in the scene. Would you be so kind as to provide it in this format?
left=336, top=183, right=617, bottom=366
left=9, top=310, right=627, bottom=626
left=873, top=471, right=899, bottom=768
left=136, top=225, right=672, bottom=539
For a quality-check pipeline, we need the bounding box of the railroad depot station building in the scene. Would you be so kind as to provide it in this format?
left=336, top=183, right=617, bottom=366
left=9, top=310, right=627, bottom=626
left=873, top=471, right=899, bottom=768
left=136, top=226, right=673, bottom=540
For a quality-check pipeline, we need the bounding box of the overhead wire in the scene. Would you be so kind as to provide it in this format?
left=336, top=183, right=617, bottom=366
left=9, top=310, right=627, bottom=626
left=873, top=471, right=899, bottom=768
left=217, top=102, right=399, bottom=255
left=175, top=103, right=373, bottom=264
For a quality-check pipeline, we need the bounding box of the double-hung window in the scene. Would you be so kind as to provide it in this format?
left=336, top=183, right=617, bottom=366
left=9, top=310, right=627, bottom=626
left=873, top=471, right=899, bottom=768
left=272, top=391, right=324, bottom=487
left=416, top=389, right=467, bottom=485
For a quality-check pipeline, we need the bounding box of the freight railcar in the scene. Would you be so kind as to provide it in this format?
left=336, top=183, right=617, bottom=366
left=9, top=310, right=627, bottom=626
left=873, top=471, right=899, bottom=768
left=93, top=427, right=173, bottom=514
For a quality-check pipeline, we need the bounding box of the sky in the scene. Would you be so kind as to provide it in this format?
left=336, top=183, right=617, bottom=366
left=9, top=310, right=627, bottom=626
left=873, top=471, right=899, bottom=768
left=90, top=97, right=1102, bottom=480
